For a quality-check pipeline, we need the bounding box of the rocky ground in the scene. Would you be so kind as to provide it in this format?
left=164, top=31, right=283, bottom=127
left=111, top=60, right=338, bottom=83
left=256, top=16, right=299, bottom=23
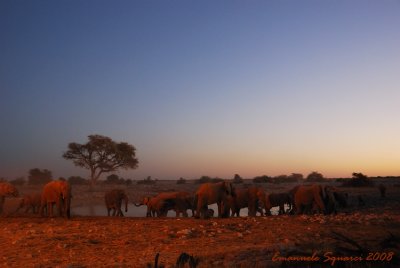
left=1, top=180, right=400, bottom=267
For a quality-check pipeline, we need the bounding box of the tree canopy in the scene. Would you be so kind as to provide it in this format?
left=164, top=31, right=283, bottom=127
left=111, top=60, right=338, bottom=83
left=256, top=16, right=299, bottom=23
left=62, top=134, right=138, bottom=185
left=306, top=171, right=325, bottom=182
left=28, top=168, right=52, bottom=185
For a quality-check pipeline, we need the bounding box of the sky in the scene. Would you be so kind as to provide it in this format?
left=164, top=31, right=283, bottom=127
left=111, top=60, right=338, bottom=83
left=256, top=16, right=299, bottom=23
left=1, top=0, right=399, bottom=180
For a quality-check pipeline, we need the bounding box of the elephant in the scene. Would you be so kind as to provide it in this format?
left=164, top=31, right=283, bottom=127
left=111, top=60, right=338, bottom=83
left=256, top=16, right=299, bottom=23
left=378, top=183, right=386, bottom=198
left=135, top=196, right=157, bottom=217
left=264, top=192, right=292, bottom=215
left=194, top=181, right=235, bottom=219
left=0, top=182, right=19, bottom=214
left=322, top=186, right=348, bottom=214
left=40, top=180, right=71, bottom=218
left=104, top=189, right=128, bottom=217
left=225, top=186, right=265, bottom=217
left=292, top=184, right=326, bottom=215
left=176, top=252, right=200, bottom=268
left=18, top=193, right=42, bottom=214
left=135, top=191, right=194, bottom=217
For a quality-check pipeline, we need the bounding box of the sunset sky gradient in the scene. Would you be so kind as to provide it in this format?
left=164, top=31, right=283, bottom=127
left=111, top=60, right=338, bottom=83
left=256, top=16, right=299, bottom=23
left=1, top=0, right=399, bottom=180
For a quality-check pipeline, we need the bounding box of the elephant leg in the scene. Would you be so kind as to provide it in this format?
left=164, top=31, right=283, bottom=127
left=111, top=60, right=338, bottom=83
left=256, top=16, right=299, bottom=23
left=256, top=207, right=264, bottom=216
left=0, top=196, right=4, bottom=215
left=39, top=205, right=44, bottom=216
left=194, top=205, right=200, bottom=218
left=265, top=208, right=272, bottom=216
left=249, top=206, right=257, bottom=217
left=279, top=204, right=285, bottom=215
left=286, top=203, right=291, bottom=214
left=197, top=204, right=206, bottom=219
left=158, top=210, right=166, bottom=217
left=57, top=201, right=63, bottom=217
left=217, top=202, right=222, bottom=218
left=195, top=197, right=204, bottom=218
left=39, top=200, right=46, bottom=216
left=296, top=204, right=303, bottom=215
left=202, top=205, right=208, bottom=219
left=219, top=202, right=230, bottom=218
left=107, top=208, right=111, bottom=216
left=112, top=208, right=116, bottom=216
left=47, top=203, right=53, bottom=217
left=115, top=206, right=120, bottom=216
left=194, top=208, right=200, bottom=219
left=314, top=193, right=325, bottom=214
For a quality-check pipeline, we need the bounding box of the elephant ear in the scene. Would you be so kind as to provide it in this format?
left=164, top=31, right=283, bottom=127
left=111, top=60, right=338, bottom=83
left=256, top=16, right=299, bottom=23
left=321, top=185, right=331, bottom=201
left=227, top=182, right=235, bottom=197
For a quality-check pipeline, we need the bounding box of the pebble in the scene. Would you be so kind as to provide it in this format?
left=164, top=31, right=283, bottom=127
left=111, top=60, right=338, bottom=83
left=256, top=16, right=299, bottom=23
left=177, top=229, right=192, bottom=236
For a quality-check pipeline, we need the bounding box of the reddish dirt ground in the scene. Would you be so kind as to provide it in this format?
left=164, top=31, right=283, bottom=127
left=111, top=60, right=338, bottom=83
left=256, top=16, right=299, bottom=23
left=1, top=182, right=400, bottom=267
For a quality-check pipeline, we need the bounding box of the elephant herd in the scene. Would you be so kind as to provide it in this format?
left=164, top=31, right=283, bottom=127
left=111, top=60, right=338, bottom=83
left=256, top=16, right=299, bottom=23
left=1, top=180, right=349, bottom=219
left=0, top=180, right=71, bottom=218
left=109, top=181, right=349, bottom=219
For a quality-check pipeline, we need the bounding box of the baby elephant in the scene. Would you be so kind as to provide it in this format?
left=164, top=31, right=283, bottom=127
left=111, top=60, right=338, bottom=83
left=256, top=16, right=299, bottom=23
left=18, top=193, right=42, bottom=214
left=104, top=189, right=129, bottom=217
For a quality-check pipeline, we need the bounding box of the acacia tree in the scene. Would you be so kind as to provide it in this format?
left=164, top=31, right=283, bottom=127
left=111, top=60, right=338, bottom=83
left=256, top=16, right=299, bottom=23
left=306, top=171, right=324, bottom=182
left=63, top=135, right=138, bottom=185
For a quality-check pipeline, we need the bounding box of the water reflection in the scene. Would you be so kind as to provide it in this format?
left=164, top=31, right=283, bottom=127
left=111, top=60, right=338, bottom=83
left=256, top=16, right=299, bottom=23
left=72, top=204, right=285, bottom=217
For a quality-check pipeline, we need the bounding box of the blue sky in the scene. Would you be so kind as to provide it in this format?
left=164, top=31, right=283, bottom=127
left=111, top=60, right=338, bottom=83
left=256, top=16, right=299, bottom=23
left=1, top=0, right=399, bottom=180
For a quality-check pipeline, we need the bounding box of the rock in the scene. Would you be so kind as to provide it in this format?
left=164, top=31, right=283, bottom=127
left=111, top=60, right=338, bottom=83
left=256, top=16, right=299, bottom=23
left=177, top=229, right=192, bottom=236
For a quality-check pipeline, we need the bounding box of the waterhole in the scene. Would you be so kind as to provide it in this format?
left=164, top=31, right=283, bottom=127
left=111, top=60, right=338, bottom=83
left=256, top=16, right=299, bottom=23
left=71, top=204, right=286, bottom=217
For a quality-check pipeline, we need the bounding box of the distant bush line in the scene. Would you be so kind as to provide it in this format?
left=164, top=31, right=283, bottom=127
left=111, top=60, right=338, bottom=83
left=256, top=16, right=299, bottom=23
left=3, top=169, right=399, bottom=187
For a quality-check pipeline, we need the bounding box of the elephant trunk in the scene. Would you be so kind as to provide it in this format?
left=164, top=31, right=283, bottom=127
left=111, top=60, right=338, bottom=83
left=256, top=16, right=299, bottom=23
left=64, top=193, right=71, bottom=219
left=124, top=195, right=128, bottom=212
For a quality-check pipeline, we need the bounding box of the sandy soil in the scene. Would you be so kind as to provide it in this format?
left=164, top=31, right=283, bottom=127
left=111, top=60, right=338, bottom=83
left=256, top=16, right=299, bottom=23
left=1, top=181, right=400, bottom=267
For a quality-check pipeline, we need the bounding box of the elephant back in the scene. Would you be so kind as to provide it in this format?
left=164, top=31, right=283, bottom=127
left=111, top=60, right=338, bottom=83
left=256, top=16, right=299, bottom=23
left=0, top=182, right=19, bottom=197
left=105, top=189, right=126, bottom=206
left=293, top=184, right=326, bottom=214
left=42, top=180, right=68, bottom=202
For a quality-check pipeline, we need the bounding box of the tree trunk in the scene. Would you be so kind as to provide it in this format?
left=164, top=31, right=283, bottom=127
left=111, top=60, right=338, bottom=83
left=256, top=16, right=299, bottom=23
left=90, top=169, right=102, bottom=186
left=90, top=169, right=97, bottom=187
